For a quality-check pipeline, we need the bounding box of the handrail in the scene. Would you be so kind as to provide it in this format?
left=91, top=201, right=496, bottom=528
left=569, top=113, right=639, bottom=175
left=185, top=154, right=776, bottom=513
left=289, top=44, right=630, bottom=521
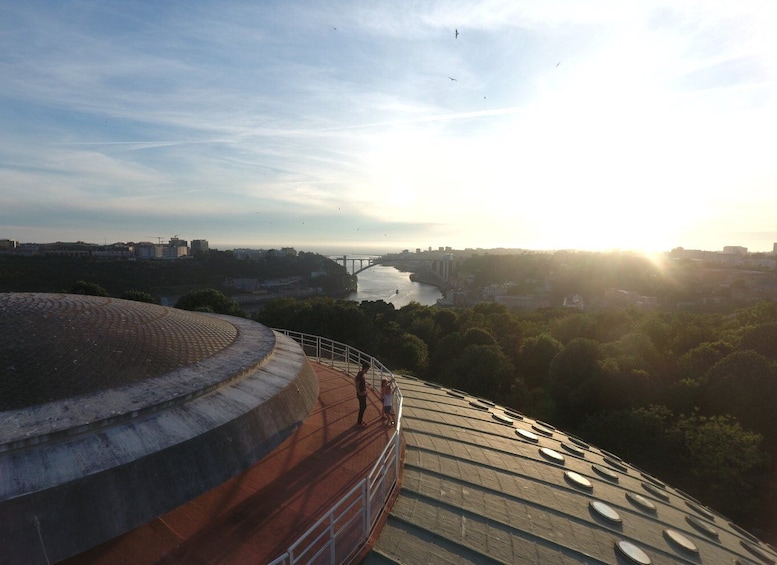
left=269, top=330, right=403, bottom=565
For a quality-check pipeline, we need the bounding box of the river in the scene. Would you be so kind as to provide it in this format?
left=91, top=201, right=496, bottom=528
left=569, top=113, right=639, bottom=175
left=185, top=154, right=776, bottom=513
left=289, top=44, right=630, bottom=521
left=345, top=264, right=443, bottom=307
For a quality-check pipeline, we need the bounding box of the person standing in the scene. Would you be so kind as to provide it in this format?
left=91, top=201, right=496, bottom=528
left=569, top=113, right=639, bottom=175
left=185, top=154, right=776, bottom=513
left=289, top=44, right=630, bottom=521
left=355, top=361, right=370, bottom=427
left=381, top=377, right=395, bottom=426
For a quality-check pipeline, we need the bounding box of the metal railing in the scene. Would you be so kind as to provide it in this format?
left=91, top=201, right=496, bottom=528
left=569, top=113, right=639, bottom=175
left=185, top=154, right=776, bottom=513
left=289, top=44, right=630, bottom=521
left=269, top=330, right=403, bottom=565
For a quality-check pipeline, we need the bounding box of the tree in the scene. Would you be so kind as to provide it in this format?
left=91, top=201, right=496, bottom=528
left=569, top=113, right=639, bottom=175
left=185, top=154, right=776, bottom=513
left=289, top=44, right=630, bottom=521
left=461, top=327, right=497, bottom=348
left=70, top=280, right=109, bottom=297
left=703, top=350, right=777, bottom=449
left=518, top=333, right=562, bottom=388
left=677, top=340, right=734, bottom=381
left=434, top=308, right=459, bottom=336
left=121, top=290, right=158, bottom=304
left=429, top=332, right=464, bottom=386
left=450, top=344, right=513, bottom=399
left=675, top=412, right=766, bottom=525
left=739, top=322, right=777, bottom=360
left=253, top=297, right=303, bottom=328
left=548, top=337, right=601, bottom=426
left=175, top=288, right=245, bottom=317
left=384, top=332, right=428, bottom=375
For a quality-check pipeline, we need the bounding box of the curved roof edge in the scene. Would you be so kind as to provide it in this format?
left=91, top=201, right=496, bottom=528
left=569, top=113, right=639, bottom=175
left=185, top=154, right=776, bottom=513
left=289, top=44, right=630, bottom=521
left=0, top=327, right=318, bottom=564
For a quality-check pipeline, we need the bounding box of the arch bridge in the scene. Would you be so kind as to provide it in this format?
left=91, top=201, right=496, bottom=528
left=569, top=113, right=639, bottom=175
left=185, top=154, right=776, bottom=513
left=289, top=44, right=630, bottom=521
left=333, top=255, right=385, bottom=275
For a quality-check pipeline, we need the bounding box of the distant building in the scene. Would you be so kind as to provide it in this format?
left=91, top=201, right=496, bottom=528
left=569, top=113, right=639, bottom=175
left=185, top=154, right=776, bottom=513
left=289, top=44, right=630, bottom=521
left=562, top=293, right=585, bottom=310
left=160, top=243, right=188, bottom=259
left=0, top=239, right=18, bottom=251
left=93, top=243, right=133, bottom=259
left=40, top=241, right=95, bottom=257
left=191, top=239, right=209, bottom=255
left=233, top=248, right=266, bottom=260
left=724, top=245, right=748, bottom=255
left=134, top=242, right=160, bottom=259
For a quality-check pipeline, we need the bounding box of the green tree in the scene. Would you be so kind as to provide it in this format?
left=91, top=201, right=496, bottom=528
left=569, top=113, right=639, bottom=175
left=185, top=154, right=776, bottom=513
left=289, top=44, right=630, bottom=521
left=450, top=344, right=514, bottom=399
left=385, top=332, right=429, bottom=375
left=703, top=350, right=777, bottom=449
left=739, top=322, right=777, bottom=360
left=434, top=308, right=459, bottom=336
left=461, top=327, right=497, bottom=348
left=675, top=412, right=766, bottom=525
left=518, top=333, right=563, bottom=388
left=677, top=340, right=734, bottom=381
left=70, top=280, right=110, bottom=297
left=253, top=297, right=303, bottom=328
left=580, top=405, right=675, bottom=469
left=175, top=288, right=245, bottom=317
left=429, top=332, right=464, bottom=386
left=548, top=337, right=601, bottom=426
left=121, top=290, right=158, bottom=304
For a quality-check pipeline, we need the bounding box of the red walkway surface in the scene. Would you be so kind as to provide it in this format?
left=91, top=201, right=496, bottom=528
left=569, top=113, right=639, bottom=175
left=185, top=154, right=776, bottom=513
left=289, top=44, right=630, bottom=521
left=65, top=363, right=392, bottom=564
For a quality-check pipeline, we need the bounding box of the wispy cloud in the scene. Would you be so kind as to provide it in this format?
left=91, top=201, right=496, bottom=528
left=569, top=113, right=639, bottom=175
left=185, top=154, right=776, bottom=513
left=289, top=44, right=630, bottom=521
left=1, top=1, right=776, bottom=252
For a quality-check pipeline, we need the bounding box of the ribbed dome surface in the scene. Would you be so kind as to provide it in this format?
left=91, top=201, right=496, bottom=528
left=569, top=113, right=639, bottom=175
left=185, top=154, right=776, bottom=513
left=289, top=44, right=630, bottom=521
left=0, top=293, right=238, bottom=410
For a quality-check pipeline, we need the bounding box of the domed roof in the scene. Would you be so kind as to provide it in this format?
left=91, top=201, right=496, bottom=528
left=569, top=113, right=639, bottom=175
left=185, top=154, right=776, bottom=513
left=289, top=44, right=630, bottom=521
left=0, top=293, right=238, bottom=410
left=0, top=293, right=319, bottom=564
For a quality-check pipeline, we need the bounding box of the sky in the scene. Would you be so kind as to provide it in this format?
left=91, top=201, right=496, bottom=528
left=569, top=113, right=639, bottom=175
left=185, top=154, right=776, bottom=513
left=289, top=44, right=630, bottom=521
left=2, top=1, right=777, bottom=255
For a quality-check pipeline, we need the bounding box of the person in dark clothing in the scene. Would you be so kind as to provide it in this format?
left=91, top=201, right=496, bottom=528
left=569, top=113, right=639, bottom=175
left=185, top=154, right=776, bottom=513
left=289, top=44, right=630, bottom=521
left=355, top=361, right=370, bottom=427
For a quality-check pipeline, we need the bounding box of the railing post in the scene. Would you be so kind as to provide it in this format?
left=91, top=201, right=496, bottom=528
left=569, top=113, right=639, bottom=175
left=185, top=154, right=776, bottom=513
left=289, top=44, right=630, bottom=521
left=329, top=511, right=336, bottom=564
left=362, top=478, right=370, bottom=538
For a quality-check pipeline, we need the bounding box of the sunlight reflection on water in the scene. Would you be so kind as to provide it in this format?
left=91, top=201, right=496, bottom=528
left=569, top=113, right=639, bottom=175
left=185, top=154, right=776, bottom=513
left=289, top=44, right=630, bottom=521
left=345, top=264, right=442, bottom=307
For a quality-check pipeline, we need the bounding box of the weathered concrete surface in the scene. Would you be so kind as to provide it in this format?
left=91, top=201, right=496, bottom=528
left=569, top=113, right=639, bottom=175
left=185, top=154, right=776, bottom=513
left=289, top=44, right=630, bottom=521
left=0, top=294, right=318, bottom=565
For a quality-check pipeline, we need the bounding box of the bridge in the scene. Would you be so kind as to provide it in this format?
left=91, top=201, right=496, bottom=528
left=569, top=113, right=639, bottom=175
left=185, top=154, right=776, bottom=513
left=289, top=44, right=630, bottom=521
left=332, top=255, right=385, bottom=275
left=332, top=253, right=449, bottom=277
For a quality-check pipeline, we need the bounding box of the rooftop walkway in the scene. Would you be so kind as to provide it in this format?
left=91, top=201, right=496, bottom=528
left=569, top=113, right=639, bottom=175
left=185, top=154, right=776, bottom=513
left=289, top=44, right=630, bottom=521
left=64, top=362, right=393, bottom=564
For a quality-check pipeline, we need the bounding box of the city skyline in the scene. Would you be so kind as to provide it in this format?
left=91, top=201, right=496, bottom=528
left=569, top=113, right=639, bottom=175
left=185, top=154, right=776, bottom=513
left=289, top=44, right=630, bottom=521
left=2, top=2, right=777, bottom=254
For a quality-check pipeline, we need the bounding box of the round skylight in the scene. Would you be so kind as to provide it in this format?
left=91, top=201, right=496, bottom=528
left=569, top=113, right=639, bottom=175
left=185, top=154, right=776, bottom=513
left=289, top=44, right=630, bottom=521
left=642, top=482, right=670, bottom=501
left=603, top=456, right=628, bottom=473
left=539, top=447, right=565, bottom=464
left=516, top=428, right=539, bottom=442
left=561, top=442, right=585, bottom=458
left=567, top=435, right=590, bottom=450
left=740, top=540, right=776, bottom=565
left=491, top=413, right=514, bottom=426
left=641, top=473, right=667, bottom=489
left=615, top=540, right=651, bottom=564
left=626, top=491, right=657, bottom=513
left=468, top=400, right=489, bottom=410
left=590, top=500, right=621, bottom=523
left=592, top=464, right=619, bottom=482
left=531, top=424, right=554, bottom=437
left=685, top=515, right=719, bottom=539
left=664, top=528, right=699, bottom=554
left=686, top=500, right=716, bottom=521
left=565, top=471, right=593, bottom=491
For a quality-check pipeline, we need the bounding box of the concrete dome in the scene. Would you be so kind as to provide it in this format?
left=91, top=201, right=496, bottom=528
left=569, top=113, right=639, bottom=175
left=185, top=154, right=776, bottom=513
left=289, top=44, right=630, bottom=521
left=0, top=293, right=319, bottom=564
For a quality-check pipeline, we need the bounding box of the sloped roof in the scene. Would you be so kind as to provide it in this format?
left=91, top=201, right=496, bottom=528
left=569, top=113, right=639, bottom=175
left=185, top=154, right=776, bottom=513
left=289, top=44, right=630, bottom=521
left=367, top=376, right=777, bottom=565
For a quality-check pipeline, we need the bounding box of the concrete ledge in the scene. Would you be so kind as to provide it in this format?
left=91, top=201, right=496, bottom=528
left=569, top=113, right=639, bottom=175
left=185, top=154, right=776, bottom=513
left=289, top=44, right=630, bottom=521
left=0, top=326, right=318, bottom=564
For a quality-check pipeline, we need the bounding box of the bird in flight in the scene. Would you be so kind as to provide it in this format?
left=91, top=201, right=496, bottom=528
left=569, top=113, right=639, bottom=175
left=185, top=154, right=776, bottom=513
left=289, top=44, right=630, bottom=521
left=455, top=29, right=459, bottom=38
left=448, top=76, right=457, bottom=81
